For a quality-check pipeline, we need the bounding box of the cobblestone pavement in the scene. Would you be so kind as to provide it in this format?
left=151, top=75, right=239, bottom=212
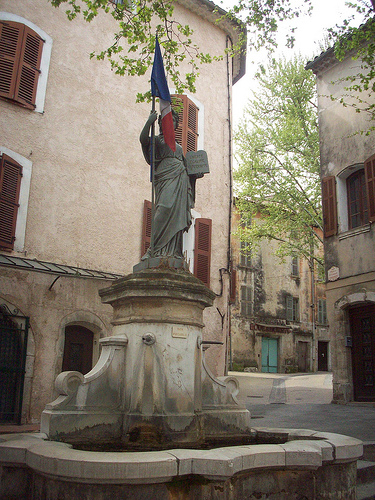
left=229, top=371, right=375, bottom=442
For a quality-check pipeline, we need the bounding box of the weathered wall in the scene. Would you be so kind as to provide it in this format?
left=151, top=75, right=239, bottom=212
left=230, top=211, right=329, bottom=373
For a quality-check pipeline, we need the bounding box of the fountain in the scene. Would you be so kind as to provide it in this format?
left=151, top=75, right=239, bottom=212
left=0, top=261, right=363, bottom=499
left=0, top=112, right=363, bottom=499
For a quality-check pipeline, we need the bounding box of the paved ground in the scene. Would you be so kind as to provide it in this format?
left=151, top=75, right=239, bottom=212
left=229, top=371, right=375, bottom=443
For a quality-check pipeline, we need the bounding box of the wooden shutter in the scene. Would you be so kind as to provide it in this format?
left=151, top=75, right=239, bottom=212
left=0, top=154, right=22, bottom=251
left=322, top=176, right=337, bottom=237
left=171, top=95, right=198, bottom=155
left=0, top=21, right=23, bottom=101
left=286, top=295, right=293, bottom=321
left=141, top=200, right=152, bottom=258
left=0, top=21, right=43, bottom=109
left=194, top=218, right=212, bottom=287
left=230, top=267, right=236, bottom=303
left=365, top=153, right=375, bottom=223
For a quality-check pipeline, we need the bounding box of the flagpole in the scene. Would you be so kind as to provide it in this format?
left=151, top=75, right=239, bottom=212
left=150, top=95, right=156, bottom=258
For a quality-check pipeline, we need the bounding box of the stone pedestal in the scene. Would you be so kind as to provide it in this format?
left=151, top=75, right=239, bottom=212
left=41, top=267, right=251, bottom=449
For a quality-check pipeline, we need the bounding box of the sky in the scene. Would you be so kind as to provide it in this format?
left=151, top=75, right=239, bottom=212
left=230, top=0, right=361, bottom=127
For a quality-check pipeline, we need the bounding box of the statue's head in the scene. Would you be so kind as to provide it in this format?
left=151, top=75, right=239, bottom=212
left=158, top=109, right=179, bottom=133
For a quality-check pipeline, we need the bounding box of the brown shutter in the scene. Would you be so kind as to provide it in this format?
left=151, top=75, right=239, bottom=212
left=186, top=99, right=198, bottom=152
left=171, top=95, right=198, bottom=155
left=230, top=267, right=237, bottom=303
left=0, top=154, right=23, bottom=251
left=194, top=218, right=212, bottom=287
left=365, top=153, right=375, bottom=222
left=0, top=21, right=43, bottom=109
left=141, top=199, right=152, bottom=258
left=322, top=176, right=337, bottom=237
left=0, top=21, right=24, bottom=101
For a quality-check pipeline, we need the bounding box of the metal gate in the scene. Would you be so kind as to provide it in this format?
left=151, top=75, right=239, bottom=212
left=0, top=304, right=29, bottom=424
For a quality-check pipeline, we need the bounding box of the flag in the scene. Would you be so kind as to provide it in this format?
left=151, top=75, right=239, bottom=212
left=151, top=37, right=176, bottom=152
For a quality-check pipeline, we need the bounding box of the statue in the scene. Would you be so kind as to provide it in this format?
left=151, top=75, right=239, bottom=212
left=140, top=109, right=201, bottom=260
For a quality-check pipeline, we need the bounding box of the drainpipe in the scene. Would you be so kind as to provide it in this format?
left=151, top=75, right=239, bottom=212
left=226, top=35, right=233, bottom=374
left=310, top=256, right=316, bottom=372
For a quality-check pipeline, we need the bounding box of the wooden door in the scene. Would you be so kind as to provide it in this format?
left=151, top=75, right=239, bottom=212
left=261, top=337, right=278, bottom=373
left=62, top=325, right=94, bottom=375
left=349, top=305, right=375, bottom=402
left=318, top=341, right=329, bottom=371
left=297, top=341, right=309, bottom=372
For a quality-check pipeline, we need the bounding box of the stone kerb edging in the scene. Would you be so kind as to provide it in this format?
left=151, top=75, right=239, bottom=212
left=0, top=429, right=363, bottom=485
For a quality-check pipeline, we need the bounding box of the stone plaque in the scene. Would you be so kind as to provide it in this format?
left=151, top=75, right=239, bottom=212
left=172, top=326, right=188, bottom=339
left=185, top=150, right=210, bottom=176
left=327, top=266, right=340, bottom=282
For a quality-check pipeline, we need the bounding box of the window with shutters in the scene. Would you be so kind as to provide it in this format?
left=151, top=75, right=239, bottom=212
left=322, top=176, right=337, bottom=237
left=193, top=218, right=212, bottom=287
left=317, top=299, right=327, bottom=325
left=0, top=154, right=22, bottom=251
left=286, top=295, right=299, bottom=322
left=240, top=240, right=251, bottom=267
left=365, top=154, right=375, bottom=224
left=347, top=170, right=369, bottom=229
left=291, top=256, right=299, bottom=277
left=240, top=285, right=252, bottom=317
left=0, top=15, right=52, bottom=112
left=171, top=95, right=199, bottom=155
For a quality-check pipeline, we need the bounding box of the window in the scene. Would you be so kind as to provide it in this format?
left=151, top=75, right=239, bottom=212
left=291, top=256, right=299, bottom=277
left=241, top=285, right=252, bottom=317
left=193, top=218, right=212, bottom=287
left=0, top=21, right=43, bottom=109
left=322, top=176, right=338, bottom=237
left=172, top=95, right=199, bottom=154
left=318, top=299, right=327, bottom=325
left=240, top=240, right=251, bottom=267
left=0, top=14, right=52, bottom=113
left=365, top=153, right=375, bottom=223
left=0, top=148, right=32, bottom=253
left=0, top=154, right=22, bottom=251
left=322, top=154, right=375, bottom=236
left=347, top=170, right=368, bottom=229
left=286, top=295, right=299, bottom=322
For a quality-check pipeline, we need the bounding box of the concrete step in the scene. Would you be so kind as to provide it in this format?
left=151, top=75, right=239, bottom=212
left=357, top=460, right=375, bottom=485
left=356, top=479, right=375, bottom=500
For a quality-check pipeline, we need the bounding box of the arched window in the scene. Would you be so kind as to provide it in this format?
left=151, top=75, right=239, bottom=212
left=347, top=170, right=369, bottom=229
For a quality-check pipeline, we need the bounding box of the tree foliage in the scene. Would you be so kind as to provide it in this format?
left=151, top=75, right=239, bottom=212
left=47, top=0, right=312, bottom=101
left=234, top=56, right=322, bottom=266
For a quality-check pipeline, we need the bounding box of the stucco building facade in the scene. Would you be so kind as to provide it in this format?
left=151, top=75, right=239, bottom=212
left=230, top=210, right=329, bottom=374
left=306, top=47, right=375, bottom=403
left=0, top=0, right=245, bottom=424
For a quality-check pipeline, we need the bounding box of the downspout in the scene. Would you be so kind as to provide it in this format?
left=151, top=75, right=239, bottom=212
left=226, top=35, right=233, bottom=373
left=310, top=245, right=316, bottom=371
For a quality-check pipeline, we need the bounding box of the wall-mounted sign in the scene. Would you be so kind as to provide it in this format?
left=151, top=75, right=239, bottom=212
left=328, top=266, right=340, bottom=282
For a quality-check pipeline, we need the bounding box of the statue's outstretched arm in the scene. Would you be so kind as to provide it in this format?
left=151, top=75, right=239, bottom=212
left=140, top=110, right=158, bottom=146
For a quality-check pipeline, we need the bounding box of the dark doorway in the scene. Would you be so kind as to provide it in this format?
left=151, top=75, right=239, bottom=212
left=318, top=341, right=329, bottom=371
left=0, top=305, right=29, bottom=424
left=297, top=341, right=309, bottom=372
left=349, top=304, right=375, bottom=402
left=62, top=325, right=94, bottom=375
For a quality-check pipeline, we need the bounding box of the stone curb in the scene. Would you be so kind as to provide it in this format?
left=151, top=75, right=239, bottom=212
left=0, top=428, right=363, bottom=484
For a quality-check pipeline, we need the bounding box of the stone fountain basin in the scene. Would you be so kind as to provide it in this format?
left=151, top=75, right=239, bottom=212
left=0, top=427, right=362, bottom=499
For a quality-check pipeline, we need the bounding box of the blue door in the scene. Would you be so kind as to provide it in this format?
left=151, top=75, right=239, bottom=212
left=261, top=337, right=278, bottom=373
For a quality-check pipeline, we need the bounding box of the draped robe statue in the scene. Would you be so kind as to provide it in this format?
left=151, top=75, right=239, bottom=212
left=140, top=110, right=197, bottom=260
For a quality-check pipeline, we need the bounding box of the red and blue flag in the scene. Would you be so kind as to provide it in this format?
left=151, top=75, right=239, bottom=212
left=151, top=37, right=176, bottom=152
